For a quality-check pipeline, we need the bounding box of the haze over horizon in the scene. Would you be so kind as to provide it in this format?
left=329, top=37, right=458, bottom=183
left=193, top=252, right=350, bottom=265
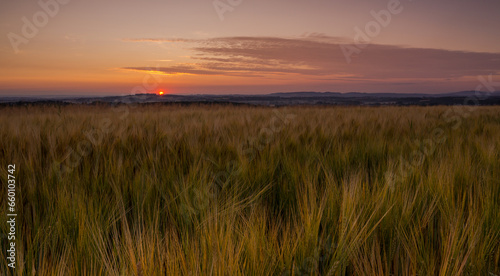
left=1, top=0, right=500, bottom=96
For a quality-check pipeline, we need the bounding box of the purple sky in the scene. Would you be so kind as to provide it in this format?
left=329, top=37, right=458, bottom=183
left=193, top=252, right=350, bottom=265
left=1, top=0, right=499, bottom=96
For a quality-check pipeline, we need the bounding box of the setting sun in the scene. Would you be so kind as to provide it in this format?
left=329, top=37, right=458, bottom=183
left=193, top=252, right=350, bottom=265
left=159, top=91, right=164, bottom=95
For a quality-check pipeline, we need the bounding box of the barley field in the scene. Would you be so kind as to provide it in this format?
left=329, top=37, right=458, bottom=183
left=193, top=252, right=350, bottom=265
left=1, top=104, right=499, bottom=275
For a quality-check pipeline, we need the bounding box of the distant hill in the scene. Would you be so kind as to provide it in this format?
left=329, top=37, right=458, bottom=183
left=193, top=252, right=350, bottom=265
left=269, top=91, right=500, bottom=98
left=1, top=91, right=500, bottom=106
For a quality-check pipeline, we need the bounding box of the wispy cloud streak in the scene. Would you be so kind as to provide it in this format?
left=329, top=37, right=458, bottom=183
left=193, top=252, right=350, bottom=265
left=123, top=36, right=500, bottom=81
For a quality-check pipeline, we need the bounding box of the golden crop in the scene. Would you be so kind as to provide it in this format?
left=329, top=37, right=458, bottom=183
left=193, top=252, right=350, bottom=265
left=1, top=104, right=499, bottom=275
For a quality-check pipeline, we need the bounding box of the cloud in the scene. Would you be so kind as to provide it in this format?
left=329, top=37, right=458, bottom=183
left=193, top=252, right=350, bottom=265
left=122, top=64, right=267, bottom=78
left=124, top=38, right=197, bottom=43
left=123, top=35, right=500, bottom=81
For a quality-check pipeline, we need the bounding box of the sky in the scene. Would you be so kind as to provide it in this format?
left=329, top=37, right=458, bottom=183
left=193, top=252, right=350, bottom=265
left=1, top=0, right=499, bottom=96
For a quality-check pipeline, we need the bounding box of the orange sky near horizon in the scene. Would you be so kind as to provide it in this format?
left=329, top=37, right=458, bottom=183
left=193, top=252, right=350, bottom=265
left=1, top=0, right=499, bottom=96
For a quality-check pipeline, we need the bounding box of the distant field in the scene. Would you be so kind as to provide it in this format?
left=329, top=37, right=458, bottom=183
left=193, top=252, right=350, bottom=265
left=1, top=104, right=499, bottom=275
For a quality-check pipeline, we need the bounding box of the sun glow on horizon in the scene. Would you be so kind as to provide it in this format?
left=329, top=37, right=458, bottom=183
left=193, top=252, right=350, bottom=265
left=159, top=91, right=164, bottom=95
